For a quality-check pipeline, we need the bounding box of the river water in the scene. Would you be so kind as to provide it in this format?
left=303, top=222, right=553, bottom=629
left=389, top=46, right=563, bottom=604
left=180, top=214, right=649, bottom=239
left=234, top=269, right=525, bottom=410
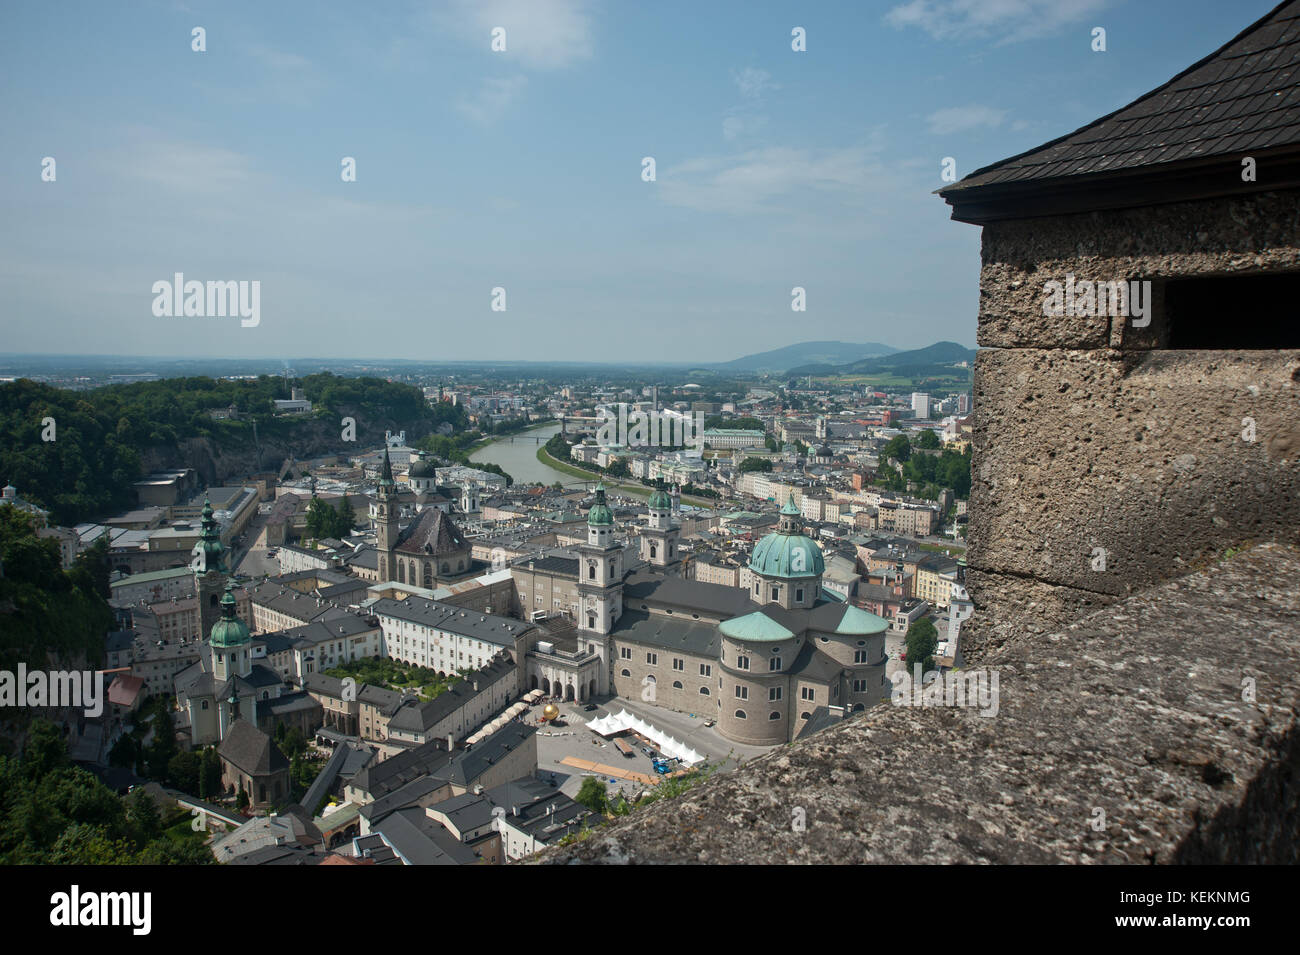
left=469, top=422, right=568, bottom=485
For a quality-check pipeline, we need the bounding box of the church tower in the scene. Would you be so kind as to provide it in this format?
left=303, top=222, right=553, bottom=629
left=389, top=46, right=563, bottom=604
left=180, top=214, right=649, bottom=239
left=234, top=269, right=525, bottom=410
left=576, top=482, right=624, bottom=694
left=191, top=498, right=228, bottom=643
left=209, top=581, right=253, bottom=740
left=372, top=446, right=399, bottom=581
left=639, top=483, right=680, bottom=574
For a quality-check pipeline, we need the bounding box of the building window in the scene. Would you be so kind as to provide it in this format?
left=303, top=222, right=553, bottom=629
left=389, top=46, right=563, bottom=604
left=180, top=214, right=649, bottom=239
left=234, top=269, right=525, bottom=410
left=672, top=658, right=684, bottom=671
left=769, top=686, right=782, bottom=701
left=853, top=679, right=868, bottom=692
left=736, top=655, right=750, bottom=670
left=734, top=709, right=747, bottom=719
left=621, top=669, right=631, bottom=678
left=672, top=681, right=683, bottom=689
left=769, top=657, right=782, bottom=671
left=771, top=587, right=779, bottom=601
left=699, top=687, right=710, bottom=696
left=796, top=588, right=804, bottom=602
left=769, top=711, right=781, bottom=720
left=734, top=686, right=748, bottom=700
left=588, top=565, right=595, bottom=579
left=754, top=583, right=759, bottom=595
left=646, top=652, right=657, bottom=665
left=801, top=686, right=814, bottom=701
left=699, top=663, right=711, bottom=677
left=620, top=647, right=632, bottom=659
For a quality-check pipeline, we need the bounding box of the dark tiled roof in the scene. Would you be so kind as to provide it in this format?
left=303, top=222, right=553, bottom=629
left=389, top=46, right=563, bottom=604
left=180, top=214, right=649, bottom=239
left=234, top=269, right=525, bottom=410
left=610, top=610, right=720, bottom=657
left=947, top=0, right=1300, bottom=191
left=395, top=508, right=469, bottom=557
left=218, top=720, right=289, bottom=776
left=622, top=571, right=753, bottom=619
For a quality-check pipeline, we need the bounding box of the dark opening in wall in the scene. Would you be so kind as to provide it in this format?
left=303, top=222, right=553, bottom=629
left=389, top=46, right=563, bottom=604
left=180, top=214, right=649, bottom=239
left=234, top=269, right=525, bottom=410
left=1165, top=272, right=1300, bottom=348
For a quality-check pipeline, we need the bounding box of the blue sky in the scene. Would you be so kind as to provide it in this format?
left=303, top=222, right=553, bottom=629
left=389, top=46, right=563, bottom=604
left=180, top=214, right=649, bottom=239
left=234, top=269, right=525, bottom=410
left=0, top=0, right=1279, bottom=363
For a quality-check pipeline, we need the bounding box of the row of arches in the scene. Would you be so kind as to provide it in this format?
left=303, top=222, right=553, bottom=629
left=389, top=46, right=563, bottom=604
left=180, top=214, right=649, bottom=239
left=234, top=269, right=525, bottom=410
left=529, top=674, right=598, bottom=702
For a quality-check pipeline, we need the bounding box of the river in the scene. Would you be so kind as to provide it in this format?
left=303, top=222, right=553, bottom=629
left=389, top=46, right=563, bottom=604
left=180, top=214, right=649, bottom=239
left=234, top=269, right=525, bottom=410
left=469, top=422, right=569, bottom=485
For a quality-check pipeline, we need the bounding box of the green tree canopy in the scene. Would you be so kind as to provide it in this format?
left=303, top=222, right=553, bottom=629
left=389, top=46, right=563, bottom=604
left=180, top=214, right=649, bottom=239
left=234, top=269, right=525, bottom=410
left=904, top=617, right=939, bottom=673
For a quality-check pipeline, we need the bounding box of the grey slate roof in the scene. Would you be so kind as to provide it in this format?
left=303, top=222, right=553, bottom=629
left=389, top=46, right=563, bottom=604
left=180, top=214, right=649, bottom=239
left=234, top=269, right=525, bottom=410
left=218, top=719, right=289, bottom=777
left=623, top=571, right=753, bottom=619
left=948, top=0, right=1300, bottom=191
left=386, top=653, right=516, bottom=735
left=610, top=610, right=720, bottom=657
left=371, top=597, right=534, bottom=647
left=395, top=507, right=469, bottom=556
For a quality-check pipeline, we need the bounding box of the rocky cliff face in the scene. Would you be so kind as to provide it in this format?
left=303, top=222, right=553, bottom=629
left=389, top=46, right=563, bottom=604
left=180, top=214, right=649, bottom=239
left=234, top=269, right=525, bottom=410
left=136, top=414, right=430, bottom=486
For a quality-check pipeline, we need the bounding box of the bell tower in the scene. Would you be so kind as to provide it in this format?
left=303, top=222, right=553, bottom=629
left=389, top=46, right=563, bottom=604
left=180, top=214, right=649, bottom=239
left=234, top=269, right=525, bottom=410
left=372, top=446, right=399, bottom=581
left=190, top=498, right=228, bottom=643
left=575, top=482, right=624, bottom=694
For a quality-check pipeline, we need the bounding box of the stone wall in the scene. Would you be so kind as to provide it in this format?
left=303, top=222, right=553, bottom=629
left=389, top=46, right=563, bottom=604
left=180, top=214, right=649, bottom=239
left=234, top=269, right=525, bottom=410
left=964, top=190, right=1300, bottom=658
left=535, top=543, right=1300, bottom=864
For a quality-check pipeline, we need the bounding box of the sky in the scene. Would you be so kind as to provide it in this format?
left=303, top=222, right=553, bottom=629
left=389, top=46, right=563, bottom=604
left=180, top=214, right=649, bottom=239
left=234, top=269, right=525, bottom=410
left=0, top=0, right=1281, bottom=363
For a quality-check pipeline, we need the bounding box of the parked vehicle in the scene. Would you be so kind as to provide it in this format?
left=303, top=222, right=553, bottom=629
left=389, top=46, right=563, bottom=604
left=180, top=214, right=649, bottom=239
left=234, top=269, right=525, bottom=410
left=612, top=738, right=635, bottom=758
left=640, top=745, right=658, bottom=759
left=583, top=703, right=598, bottom=712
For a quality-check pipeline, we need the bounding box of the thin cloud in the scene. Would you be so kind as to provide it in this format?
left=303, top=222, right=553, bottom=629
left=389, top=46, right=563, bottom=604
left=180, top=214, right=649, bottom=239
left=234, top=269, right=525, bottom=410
left=886, top=0, right=1111, bottom=44
left=658, top=145, right=888, bottom=215
left=926, top=104, right=1008, bottom=134
left=456, top=75, right=529, bottom=124
left=449, top=0, right=596, bottom=69
left=732, top=66, right=779, bottom=99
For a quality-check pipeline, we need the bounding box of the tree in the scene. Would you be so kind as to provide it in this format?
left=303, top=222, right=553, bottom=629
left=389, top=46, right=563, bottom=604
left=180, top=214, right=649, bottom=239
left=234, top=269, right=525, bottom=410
left=575, top=777, right=608, bottom=814
left=126, top=788, right=162, bottom=844
left=198, top=747, right=222, bottom=800
left=335, top=495, right=355, bottom=536
left=22, top=720, right=70, bottom=780
left=883, top=434, right=911, bottom=463
left=915, top=429, right=941, bottom=450
left=167, top=751, right=201, bottom=793
left=738, top=457, right=773, bottom=473
left=904, top=617, right=939, bottom=673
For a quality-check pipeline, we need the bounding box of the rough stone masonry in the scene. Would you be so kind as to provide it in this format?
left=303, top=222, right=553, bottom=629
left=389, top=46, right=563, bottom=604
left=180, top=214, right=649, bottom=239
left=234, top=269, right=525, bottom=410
left=536, top=543, right=1300, bottom=864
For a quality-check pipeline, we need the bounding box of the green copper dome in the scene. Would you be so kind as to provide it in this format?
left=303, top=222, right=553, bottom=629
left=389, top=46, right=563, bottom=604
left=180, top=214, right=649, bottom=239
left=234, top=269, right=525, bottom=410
left=409, top=452, right=436, bottom=478
left=648, top=486, right=672, bottom=511
left=209, top=582, right=251, bottom=648
left=749, top=531, right=825, bottom=579
left=749, top=492, right=824, bottom=579
left=587, top=482, right=614, bottom=526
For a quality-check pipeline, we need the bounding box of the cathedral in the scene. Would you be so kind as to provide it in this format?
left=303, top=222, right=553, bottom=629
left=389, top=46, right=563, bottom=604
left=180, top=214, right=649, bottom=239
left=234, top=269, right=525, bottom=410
left=369, top=447, right=483, bottom=587
left=516, top=484, right=892, bottom=745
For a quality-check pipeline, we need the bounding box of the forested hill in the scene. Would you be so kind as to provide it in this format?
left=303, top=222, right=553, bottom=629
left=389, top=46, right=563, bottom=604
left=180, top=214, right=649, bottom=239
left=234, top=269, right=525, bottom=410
left=0, top=373, right=461, bottom=525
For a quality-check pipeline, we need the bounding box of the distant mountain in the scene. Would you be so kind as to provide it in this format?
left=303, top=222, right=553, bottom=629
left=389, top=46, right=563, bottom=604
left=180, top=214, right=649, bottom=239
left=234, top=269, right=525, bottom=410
left=714, top=341, right=898, bottom=373
left=787, top=341, right=975, bottom=377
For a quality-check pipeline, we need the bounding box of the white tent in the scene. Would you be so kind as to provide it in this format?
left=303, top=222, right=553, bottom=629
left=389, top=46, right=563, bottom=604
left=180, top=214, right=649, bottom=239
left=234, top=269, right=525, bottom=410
left=585, top=709, right=704, bottom=766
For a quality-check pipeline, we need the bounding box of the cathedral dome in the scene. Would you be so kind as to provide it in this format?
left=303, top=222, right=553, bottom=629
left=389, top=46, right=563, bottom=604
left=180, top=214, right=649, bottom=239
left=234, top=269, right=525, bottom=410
left=749, top=492, right=824, bottom=579
left=749, top=531, right=825, bottom=579
left=409, top=454, right=436, bottom=478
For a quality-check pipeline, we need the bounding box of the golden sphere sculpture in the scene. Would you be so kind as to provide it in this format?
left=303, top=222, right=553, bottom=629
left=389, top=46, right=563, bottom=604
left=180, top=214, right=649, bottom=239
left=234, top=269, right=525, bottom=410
left=542, top=703, right=560, bottom=721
